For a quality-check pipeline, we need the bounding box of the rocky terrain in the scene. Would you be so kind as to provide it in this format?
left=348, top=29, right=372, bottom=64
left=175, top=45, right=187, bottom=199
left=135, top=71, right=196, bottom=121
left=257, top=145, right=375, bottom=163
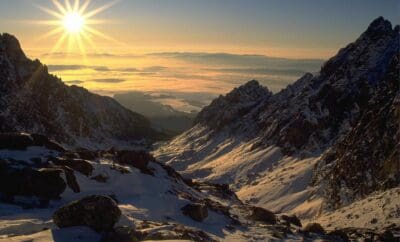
left=0, top=34, right=162, bottom=149
left=0, top=132, right=367, bottom=242
left=156, top=16, right=400, bottom=238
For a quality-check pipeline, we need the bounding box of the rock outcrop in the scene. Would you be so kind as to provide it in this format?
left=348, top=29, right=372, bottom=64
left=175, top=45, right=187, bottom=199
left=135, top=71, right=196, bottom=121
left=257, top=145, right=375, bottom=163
left=181, top=203, right=209, bottom=222
left=53, top=195, right=122, bottom=232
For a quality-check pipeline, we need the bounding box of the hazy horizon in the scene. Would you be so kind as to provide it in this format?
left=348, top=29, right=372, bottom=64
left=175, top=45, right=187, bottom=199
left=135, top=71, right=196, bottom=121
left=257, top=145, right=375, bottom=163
left=0, top=0, right=398, bottom=111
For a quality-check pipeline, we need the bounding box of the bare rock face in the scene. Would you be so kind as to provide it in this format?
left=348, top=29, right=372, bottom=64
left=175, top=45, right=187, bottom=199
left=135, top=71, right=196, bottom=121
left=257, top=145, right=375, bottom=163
left=313, top=53, right=400, bottom=210
left=53, top=195, right=122, bottom=232
left=181, top=203, right=208, bottom=222
left=248, top=206, right=277, bottom=225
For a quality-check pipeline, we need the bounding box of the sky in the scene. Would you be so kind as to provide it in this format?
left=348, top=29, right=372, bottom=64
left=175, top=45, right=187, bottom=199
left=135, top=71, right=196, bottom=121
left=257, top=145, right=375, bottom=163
left=0, top=0, right=399, bottom=111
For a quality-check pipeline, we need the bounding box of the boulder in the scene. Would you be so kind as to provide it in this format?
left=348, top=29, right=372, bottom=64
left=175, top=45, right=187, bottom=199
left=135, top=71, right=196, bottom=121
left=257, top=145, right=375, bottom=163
left=116, top=150, right=153, bottom=170
left=303, top=223, right=325, bottom=234
left=249, top=207, right=277, bottom=224
left=181, top=203, right=208, bottom=222
left=281, top=214, right=302, bottom=227
left=76, top=149, right=99, bottom=160
left=53, top=195, right=121, bottom=232
left=0, top=166, right=66, bottom=199
left=0, top=133, right=33, bottom=150
left=51, top=158, right=93, bottom=176
left=30, top=134, right=65, bottom=152
left=0, top=133, right=65, bottom=152
left=35, top=168, right=67, bottom=198
left=62, top=167, right=80, bottom=193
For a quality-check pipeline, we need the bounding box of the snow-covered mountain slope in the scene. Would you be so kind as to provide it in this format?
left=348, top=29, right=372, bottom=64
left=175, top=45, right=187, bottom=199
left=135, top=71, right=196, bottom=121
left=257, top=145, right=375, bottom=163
left=0, top=33, right=162, bottom=149
left=155, top=16, right=400, bottom=232
left=314, top=187, right=400, bottom=231
left=0, top=133, right=348, bottom=242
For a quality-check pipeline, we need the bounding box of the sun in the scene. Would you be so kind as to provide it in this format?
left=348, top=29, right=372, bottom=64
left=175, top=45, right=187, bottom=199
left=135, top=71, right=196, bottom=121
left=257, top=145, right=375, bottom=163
left=35, top=0, right=119, bottom=57
left=63, top=12, right=85, bottom=34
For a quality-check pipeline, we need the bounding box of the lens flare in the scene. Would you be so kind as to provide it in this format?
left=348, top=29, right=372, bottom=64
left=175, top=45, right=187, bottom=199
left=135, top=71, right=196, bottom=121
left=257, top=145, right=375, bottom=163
left=35, top=0, right=120, bottom=58
left=63, top=12, right=84, bottom=34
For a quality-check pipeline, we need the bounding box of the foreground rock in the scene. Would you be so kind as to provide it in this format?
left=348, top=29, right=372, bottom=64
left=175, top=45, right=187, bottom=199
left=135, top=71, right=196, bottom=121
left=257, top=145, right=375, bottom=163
left=0, top=165, right=66, bottom=200
left=53, top=195, right=121, bottom=232
left=303, top=223, right=325, bottom=234
left=51, top=157, right=94, bottom=176
left=281, top=214, right=302, bottom=227
left=116, top=150, right=153, bottom=169
left=116, top=150, right=154, bottom=175
left=0, top=133, right=64, bottom=151
left=249, top=207, right=277, bottom=224
left=181, top=203, right=208, bottom=222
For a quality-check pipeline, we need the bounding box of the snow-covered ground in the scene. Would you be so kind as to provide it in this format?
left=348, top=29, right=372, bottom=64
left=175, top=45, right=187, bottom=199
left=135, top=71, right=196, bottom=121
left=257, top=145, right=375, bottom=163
left=313, top=187, right=400, bottom=231
left=0, top=145, right=318, bottom=241
left=0, top=151, right=226, bottom=241
left=155, top=127, right=322, bottom=218
left=155, top=124, right=400, bottom=233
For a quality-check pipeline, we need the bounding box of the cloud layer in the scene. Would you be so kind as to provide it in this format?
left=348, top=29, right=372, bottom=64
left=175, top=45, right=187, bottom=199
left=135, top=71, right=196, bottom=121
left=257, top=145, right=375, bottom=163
left=47, top=51, right=324, bottom=111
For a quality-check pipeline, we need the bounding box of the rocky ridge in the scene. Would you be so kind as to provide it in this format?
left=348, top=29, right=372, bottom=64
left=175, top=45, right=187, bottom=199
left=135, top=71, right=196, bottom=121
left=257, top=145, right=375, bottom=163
left=0, top=33, right=162, bottom=148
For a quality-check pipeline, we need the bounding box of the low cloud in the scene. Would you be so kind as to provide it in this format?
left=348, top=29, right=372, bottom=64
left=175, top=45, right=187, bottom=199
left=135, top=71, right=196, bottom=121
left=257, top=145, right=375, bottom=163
left=148, top=52, right=323, bottom=71
left=204, top=67, right=308, bottom=76
left=65, top=80, right=85, bottom=85
left=48, top=64, right=167, bottom=74
left=89, top=78, right=127, bottom=83
left=41, top=52, right=141, bottom=58
left=47, top=65, right=90, bottom=71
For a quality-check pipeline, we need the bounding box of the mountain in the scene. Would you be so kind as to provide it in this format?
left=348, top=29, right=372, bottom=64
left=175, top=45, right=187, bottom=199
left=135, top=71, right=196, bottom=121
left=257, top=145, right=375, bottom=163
left=114, top=91, right=196, bottom=136
left=313, top=55, right=399, bottom=210
left=0, top=33, right=161, bottom=148
left=156, top=16, right=400, bottom=232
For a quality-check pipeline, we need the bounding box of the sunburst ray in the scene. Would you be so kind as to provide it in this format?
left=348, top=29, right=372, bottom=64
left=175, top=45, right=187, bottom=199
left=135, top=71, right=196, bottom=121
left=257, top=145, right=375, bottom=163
left=51, top=0, right=67, bottom=14
left=83, top=0, right=119, bottom=19
left=35, top=0, right=120, bottom=61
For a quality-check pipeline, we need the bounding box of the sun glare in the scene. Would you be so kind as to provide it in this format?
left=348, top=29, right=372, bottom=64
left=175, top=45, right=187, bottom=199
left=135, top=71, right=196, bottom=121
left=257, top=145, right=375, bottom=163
left=63, top=12, right=84, bottom=34
left=35, top=0, right=119, bottom=59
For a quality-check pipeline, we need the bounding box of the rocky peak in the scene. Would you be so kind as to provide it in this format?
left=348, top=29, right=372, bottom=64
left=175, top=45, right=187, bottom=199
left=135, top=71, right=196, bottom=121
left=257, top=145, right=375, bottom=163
left=195, top=80, right=272, bottom=129
left=0, top=33, right=27, bottom=62
left=364, top=16, right=393, bottom=37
